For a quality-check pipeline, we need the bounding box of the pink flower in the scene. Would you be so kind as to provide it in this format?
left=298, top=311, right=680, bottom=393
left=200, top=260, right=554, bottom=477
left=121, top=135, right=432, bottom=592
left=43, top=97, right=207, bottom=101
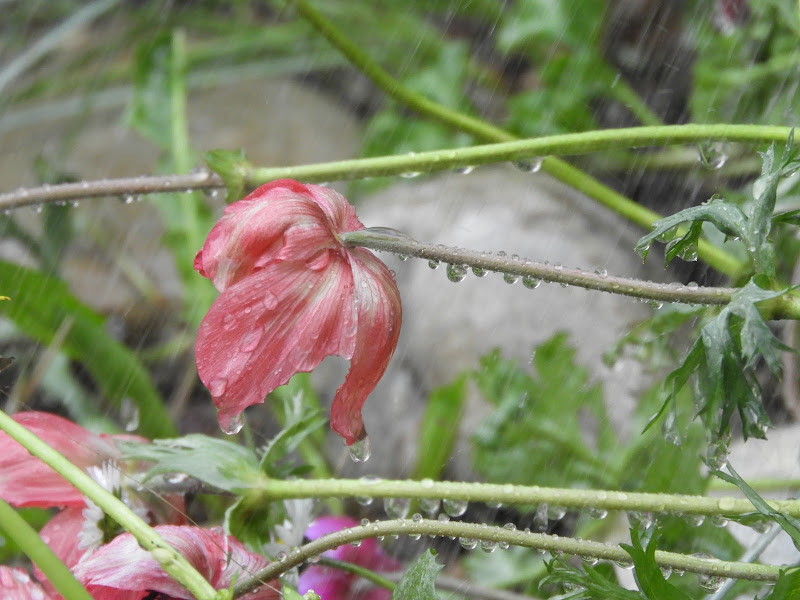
left=0, top=412, right=135, bottom=507
left=0, top=566, right=55, bottom=600
left=194, top=180, right=402, bottom=445
left=72, top=525, right=280, bottom=599
left=298, top=516, right=401, bottom=600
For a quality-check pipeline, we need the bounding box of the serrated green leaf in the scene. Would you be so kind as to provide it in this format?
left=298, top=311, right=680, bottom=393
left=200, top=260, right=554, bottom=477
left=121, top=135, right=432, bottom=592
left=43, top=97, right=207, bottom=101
left=472, top=333, right=619, bottom=490
left=622, top=530, right=692, bottom=600
left=119, top=435, right=264, bottom=493
left=542, top=558, right=643, bottom=600
left=0, top=261, right=175, bottom=438
left=203, top=149, right=251, bottom=203
left=392, top=549, right=443, bottom=600
left=762, top=567, right=800, bottom=600
left=713, top=464, right=800, bottom=551
left=635, top=200, right=748, bottom=265
left=413, top=374, right=467, bottom=481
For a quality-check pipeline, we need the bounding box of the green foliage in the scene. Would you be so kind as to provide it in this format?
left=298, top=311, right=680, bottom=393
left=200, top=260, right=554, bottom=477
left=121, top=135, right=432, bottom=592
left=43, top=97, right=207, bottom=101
left=714, top=464, right=800, bottom=550
left=392, top=549, right=443, bottom=600
left=762, top=568, right=800, bottom=600
left=472, top=333, right=618, bottom=489
left=413, top=374, right=467, bottom=481
left=622, top=529, right=692, bottom=600
left=0, top=261, right=175, bottom=438
left=652, top=277, right=790, bottom=444
left=119, top=435, right=265, bottom=494
left=541, top=559, right=642, bottom=600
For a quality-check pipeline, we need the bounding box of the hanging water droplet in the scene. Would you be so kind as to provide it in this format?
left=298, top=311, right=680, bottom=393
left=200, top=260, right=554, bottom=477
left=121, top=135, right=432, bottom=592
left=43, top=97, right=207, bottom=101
left=360, top=518, right=370, bottom=527
left=594, top=268, right=608, bottom=278
left=709, top=514, right=728, bottom=528
left=349, top=539, right=362, bottom=547
left=120, top=397, right=140, bottom=432
left=582, top=555, right=599, bottom=566
left=419, top=497, right=440, bottom=517
left=355, top=495, right=373, bottom=506
left=472, top=266, right=487, bottom=277
left=522, top=275, right=541, bottom=289
left=348, top=436, right=371, bottom=463
left=446, top=264, right=467, bottom=283
left=627, top=511, right=654, bottom=529
left=588, top=507, right=608, bottom=519
left=221, top=412, right=244, bottom=435
left=660, top=565, right=673, bottom=579
left=443, top=498, right=468, bottom=517
left=686, top=514, right=705, bottom=526
left=401, top=171, right=421, bottom=179
left=547, top=505, right=567, bottom=520
left=697, top=572, right=725, bottom=591
left=397, top=254, right=409, bottom=262
left=480, top=539, right=496, bottom=553
left=499, top=523, right=516, bottom=550
left=459, top=537, right=478, bottom=550
left=513, top=158, right=543, bottom=173
left=428, top=259, right=440, bottom=269
left=384, top=497, right=411, bottom=519
left=503, top=272, right=518, bottom=284
left=697, top=142, right=729, bottom=170
left=455, top=165, right=475, bottom=175
left=533, top=504, right=549, bottom=532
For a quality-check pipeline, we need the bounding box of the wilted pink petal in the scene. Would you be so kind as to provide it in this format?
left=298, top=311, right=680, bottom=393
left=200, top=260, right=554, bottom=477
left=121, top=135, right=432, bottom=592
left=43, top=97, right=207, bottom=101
left=0, top=566, right=54, bottom=600
left=33, top=506, right=89, bottom=593
left=195, top=180, right=401, bottom=444
left=73, top=526, right=280, bottom=599
left=0, top=412, right=124, bottom=507
left=298, top=516, right=400, bottom=600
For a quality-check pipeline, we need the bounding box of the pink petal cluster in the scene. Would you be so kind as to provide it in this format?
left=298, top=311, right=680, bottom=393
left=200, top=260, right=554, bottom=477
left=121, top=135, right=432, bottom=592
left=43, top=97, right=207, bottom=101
left=0, top=412, right=125, bottom=508
left=72, top=526, right=279, bottom=600
left=0, top=566, right=54, bottom=600
left=194, top=180, right=402, bottom=445
left=298, top=516, right=401, bottom=600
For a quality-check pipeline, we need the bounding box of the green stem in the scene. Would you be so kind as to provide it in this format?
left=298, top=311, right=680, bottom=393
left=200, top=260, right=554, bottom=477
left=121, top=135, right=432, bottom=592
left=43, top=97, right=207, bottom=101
left=0, top=498, right=93, bottom=600
left=0, top=410, right=218, bottom=600
left=290, top=0, right=755, bottom=280
left=246, top=477, right=800, bottom=518
left=233, top=518, right=780, bottom=597
left=340, top=228, right=738, bottom=306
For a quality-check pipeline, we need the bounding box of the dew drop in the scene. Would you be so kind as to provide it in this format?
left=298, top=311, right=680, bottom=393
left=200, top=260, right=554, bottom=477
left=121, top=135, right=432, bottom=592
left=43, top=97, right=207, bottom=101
left=221, top=412, right=244, bottom=435
left=418, top=496, right=439, bottom=516
left=627, top=511, right=654, bottom=529
left=384, top=497, right=410, bottom=519
left=697, top=142, right=729, bottom=170
left=697, top=572, right=725, bottom=591
left=360, top=518, right=370, bottom=527
left=594, top=268, right=608, bottom=278
left=222, top=314, right=237, bottom=331
left=443, top=498, right=468, bottom=517
left=533, top=504, right=549, bottom=531
left=709, top=514, right=728, bottom=527
left=547, top=505, right=567, bottom=521
left=455, top=165, right=475, bottom=175
left=472, top=266, right=487, bottom=277
left=513, top=158, right=543, bottom=173
left=401, top=171, right=421, bottom=179
left=209, top=378, right=228, bottom=397
left=348, top=436, right=371, bottom=463
left=717, top=497, right=736, bottom=512
left=349, top=539, right=362, bottom=548
left=522, top=274, right=541, bottom=289
left=428, top=259, right=440, bottom=270
left=480, top=539, right=496, bottom=553
left=446, top=264, right=467, bottom=283
left=686, top=514, right=705, bottom=526
left=660, top=565, right=673, bottom=579
left=239, top=329, right=263, bottom=353
left=582, top=555, right=599, bottom=566
left=411, top=513, right=423, bottom=523
left=355, top=495, right=373, bottom=506
left=263, top=291, right=278, bottom=311
left=459, top=537, right=478, bottom=550
left=588, top=507, right=608, bottom=519
left=397, top=254, right=409, bottom=262
left=503, top=272, right=518, bottom=284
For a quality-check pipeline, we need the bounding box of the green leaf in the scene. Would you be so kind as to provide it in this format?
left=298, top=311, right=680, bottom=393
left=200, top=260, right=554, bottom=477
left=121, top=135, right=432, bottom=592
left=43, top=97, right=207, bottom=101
left=392, top=549, right=443, bottom=600
left=413, top=374, right=467, bottom=481
left=119, top=435, right=265, bottom=494
left=0, top=261, right=175, bottom=438
left=126, top=32, right=174, bottom=150
left=496, top=0, right=606, bottom=52
left=472, top=333, right=619, bottom=490
left=541, top=559, right=643, bottom=600
left=621, top=530, right=692, bottom=600
left=203, top=148, right=251, bottom=203
left=762, top=567, right=800, bottom=600
left=713, top=464, right=800, bottom=551
left=635, top=199, right=748, bottom=265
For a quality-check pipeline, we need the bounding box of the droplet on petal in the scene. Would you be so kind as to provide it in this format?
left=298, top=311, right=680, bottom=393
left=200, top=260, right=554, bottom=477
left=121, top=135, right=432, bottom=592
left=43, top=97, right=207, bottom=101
left=209, top=378, right=228, bottom=397
left=221, top=412, right=244, bottom=435
left=348, top=436, right=371, bottom=463
left=262, top=291, right=278, bottom=311
left=239, top=329, right=263, bottom=353
left=222, top=314, right=237, bottom=331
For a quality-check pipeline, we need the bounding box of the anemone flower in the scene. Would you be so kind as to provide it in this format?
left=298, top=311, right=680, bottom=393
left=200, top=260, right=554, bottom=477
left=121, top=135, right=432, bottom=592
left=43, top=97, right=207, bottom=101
left=72, top=525, right=280, bottom=599
left=0, top=412, right=139, bottom=508
left=298, top=516, right=401, bottom=600
left=0, top=566, right=54, bottom=600
left=194, top=180, right=402, bottom=445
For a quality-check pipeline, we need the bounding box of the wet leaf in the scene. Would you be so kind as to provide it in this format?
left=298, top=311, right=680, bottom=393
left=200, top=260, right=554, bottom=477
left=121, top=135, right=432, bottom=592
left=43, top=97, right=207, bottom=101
left=761, top=567, right=800, bottom=600
left=541, top=558, right=642, bottom=600
left=0, top=261, right=175, bottom=438
left=119, top=435, right=265, bottom=494
left=413, top=373, right=467, bottom=481
left=392, top=549, right=443, bottom=600
left=621, top=529, right=692, bottom=600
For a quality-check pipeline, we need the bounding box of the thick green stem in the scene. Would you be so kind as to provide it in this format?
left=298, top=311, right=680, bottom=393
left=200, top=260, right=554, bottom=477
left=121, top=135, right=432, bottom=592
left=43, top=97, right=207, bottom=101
left=233, top=518, right=780, bottom=596
left=246, top=477, right=800, bottom=518
left=0, top=410, right=218, bottom=600
left=291, top=0, right=755, bottom=280
left=0, top=498, right=93, bottom=600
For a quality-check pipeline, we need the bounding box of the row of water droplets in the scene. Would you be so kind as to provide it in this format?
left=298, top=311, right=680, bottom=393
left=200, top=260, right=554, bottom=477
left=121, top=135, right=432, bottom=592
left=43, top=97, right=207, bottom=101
left=396, top=154, right=544, bottom=180
left=427, top=250, right=546, bottom=289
